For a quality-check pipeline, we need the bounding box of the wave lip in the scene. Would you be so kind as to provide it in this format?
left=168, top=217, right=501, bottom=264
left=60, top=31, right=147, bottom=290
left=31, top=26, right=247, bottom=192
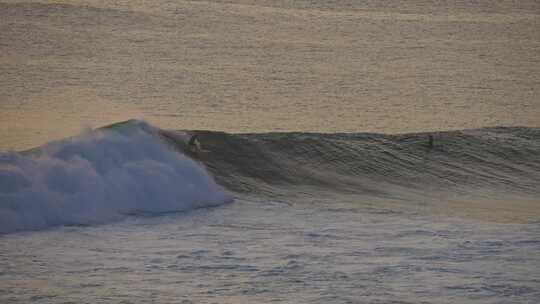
left=0, top=120, right=232, bottom=234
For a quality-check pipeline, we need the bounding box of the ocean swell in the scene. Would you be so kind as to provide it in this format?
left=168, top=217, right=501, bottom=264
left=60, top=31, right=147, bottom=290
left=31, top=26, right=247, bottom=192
left=182, top=127, right=540, bottom=198
left=2, top=120, right=539, bottom=233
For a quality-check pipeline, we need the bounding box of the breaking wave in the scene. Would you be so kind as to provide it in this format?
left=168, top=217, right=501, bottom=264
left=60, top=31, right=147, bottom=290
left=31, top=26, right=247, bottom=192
left=0, top=120, right=232, bottom=234
left=2, top=119, right=539, bottom=233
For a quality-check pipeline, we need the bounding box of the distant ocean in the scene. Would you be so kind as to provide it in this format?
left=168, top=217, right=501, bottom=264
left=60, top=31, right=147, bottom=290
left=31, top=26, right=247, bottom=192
left=1, top=0, right=539, bottom=149
left=1, top=1, right=540, bottom=303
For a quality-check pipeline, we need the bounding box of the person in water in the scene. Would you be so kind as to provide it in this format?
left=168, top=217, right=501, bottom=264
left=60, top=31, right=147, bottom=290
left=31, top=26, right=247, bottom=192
left=428, top=134, right=434, bottom=148
left=188, top=134, right=201, bottom=152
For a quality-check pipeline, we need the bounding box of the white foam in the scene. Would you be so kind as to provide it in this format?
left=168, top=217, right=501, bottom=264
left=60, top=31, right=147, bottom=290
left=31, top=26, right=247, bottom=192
left=0, top=121, right=232, bottom=233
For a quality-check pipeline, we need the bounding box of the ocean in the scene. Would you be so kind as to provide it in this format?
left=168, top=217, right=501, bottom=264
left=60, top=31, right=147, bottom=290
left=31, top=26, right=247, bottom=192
left=1, top=0, right=540, bottom=303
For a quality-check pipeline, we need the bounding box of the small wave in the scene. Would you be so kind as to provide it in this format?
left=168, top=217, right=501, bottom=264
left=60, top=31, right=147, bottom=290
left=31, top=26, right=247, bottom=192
left=0, top=120, right=232, bottom=234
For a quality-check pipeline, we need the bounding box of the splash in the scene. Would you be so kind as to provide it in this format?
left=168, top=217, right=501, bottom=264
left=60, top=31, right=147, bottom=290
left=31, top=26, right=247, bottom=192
left=0, top=120, right=232, bottom=233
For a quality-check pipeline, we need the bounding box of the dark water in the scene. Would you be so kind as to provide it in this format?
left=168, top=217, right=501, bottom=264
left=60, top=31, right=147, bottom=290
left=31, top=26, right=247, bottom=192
left=177, top=127, right=540, bottom=195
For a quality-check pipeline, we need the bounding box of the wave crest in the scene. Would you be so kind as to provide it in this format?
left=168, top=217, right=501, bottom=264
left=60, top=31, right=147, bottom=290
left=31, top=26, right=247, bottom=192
left=0, top=120, right=232, bottom=233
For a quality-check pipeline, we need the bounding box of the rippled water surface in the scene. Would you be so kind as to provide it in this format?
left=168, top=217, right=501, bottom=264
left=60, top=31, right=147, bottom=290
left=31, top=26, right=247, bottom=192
left=1, top=1, right=539, bottom=303
left=2, top=199, right=540, bottom=303
left=1, top=0, right=539, bottom=149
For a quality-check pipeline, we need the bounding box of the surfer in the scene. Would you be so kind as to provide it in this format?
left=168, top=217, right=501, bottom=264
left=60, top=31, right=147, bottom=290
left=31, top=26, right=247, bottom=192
left=428, top=134, right=434, bottom=148
left=188, top=134, right=201, bottom=152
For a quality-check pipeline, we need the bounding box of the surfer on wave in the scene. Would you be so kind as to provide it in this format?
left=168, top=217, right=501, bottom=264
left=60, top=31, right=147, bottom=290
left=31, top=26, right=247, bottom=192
left=188, top=134, right=202, bottom=153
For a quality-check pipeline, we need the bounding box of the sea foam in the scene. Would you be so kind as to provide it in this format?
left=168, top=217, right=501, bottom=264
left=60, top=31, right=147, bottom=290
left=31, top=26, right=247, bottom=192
left=0, top=121, right=232, bottom=233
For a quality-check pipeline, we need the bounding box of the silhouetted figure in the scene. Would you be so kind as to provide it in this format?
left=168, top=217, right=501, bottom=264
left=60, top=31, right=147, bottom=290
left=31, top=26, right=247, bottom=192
left=188, top=134, right=198, bottom=147
left=188, top=134, right=203, bottom=153
left=428, top=134, right=434, bottom=148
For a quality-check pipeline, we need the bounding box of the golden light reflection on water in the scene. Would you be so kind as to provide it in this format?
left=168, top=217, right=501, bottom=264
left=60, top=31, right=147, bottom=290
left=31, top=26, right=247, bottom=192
left=426, top=193, right=540, bottom=224
left=1, top=0, right=539, bottom=150
left=0, top=87, right=143, bottom=150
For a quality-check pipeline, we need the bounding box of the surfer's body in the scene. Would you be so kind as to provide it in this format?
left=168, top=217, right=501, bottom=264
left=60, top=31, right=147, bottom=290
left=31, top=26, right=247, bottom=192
left=187, top=134, right=210, bottom=158
left=188, top=134, right=201, bottom=152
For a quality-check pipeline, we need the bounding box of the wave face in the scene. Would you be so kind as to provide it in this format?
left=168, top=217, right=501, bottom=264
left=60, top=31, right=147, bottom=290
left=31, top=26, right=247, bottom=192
left=2, top=121, right=539, bottom=233
left=0, top=120, right=232, bottom=233
left=169, top=127, right=540, bottom=199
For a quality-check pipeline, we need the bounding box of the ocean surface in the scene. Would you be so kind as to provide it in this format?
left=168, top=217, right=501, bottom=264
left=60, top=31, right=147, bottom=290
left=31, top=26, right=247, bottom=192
left=1, top=0, right=540, bottom=150
left=1, top=0, right=540, bottom=303
left=1, top=121, right=539, bottom=303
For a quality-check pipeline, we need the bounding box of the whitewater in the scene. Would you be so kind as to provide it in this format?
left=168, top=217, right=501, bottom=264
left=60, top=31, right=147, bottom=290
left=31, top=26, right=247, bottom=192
left=1, top=120, right=540, bottom=303
left=0, top=121, right=231, bottom=233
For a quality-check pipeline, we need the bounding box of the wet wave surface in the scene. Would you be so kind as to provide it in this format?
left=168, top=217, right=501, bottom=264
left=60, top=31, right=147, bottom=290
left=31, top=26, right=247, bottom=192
left=166, top=126, right=540, bottom=198
left=2, top=120, right=539, bottom=233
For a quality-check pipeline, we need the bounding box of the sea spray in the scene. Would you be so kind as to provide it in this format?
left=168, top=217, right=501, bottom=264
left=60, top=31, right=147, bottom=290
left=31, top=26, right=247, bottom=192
left=0, top=121, right=232, bottom=233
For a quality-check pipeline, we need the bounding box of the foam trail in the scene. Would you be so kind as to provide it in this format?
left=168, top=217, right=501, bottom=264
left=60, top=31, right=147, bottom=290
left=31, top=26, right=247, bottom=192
left=0, top=121, right=232, bottom=233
